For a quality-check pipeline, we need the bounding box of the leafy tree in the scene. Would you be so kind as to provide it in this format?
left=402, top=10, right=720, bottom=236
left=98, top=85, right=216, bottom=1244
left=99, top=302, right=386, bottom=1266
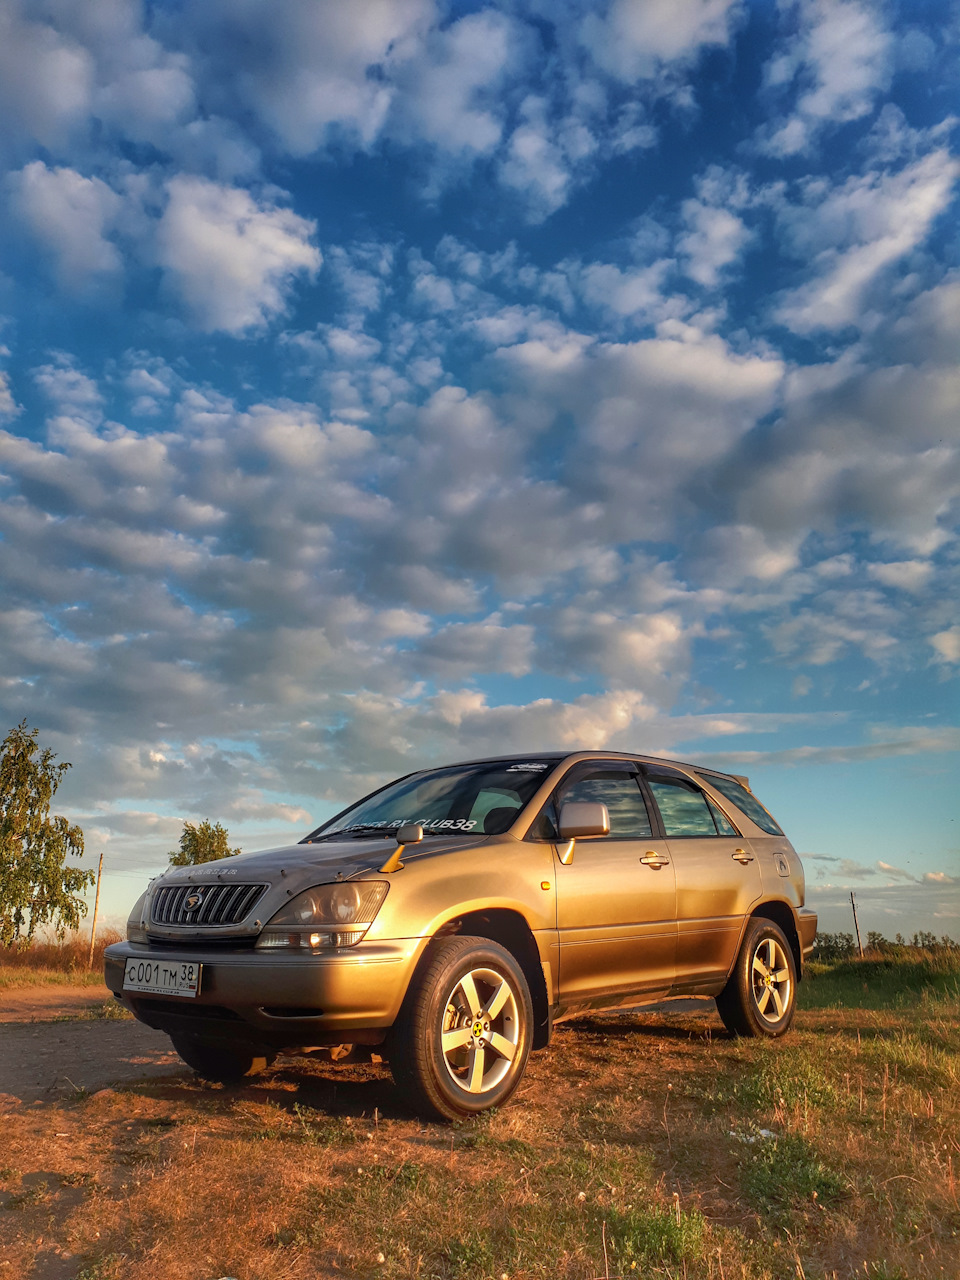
left=168, top=819, right=240, bottom=866
left=812, top=932, right=856, bottom=961
left=0, top=721, right=92, bottom=946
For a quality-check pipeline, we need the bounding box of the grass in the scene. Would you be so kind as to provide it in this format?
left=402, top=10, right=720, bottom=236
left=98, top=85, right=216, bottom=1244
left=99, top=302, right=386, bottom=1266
left=0, top=949, right=958, bottom=1279
left=0, top=927, right=122, bottom=987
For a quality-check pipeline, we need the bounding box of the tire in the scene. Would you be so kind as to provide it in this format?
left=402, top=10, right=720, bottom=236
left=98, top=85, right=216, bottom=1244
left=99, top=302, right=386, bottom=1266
left=170, top=1034, right=276, bottom=1084
left=387, top=936, right=533, bottom=1122
left=716, top=918, right=797, bottom=1038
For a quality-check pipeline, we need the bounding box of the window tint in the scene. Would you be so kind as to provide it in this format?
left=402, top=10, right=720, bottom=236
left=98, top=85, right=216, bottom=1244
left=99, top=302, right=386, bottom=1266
left=559, top=771, right=652, bottom=839
left=697, top=773, right=784, bottom=836
left=305, top=758, right=560, bottom=839
left=647, top=778, right=718, bottom=837
left=707, top=797, right=739, bottom=836
left=526, top=797, right=559, bottom=841
left=468, top=788, right=524, bottom=834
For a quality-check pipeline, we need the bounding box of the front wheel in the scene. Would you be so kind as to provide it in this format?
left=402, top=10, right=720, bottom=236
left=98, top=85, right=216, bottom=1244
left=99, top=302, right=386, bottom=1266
left=388, top=936, right=533, bottom=1121
left=716, top=918, right=797, bottom=1038
left=170, top=1034, right=276, bottom=1083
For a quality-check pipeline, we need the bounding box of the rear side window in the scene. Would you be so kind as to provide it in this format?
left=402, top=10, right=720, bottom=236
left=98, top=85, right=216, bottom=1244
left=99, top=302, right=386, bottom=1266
left=647, top=777, right=722, bottom=837
left=707, top=797, right=739, bottom=836
left=697, top=773, right=783, bottom=836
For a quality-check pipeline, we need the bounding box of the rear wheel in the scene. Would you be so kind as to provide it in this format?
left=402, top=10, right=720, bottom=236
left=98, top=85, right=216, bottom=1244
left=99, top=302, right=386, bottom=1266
left=716, top=918, right=797, bottom=1038
left=388, top=936, right=533, bottom=1121
left=170, top=1034, right=276, bottom=1083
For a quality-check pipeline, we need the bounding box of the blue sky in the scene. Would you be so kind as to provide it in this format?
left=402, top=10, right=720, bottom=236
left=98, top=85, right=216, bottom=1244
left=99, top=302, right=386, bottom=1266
left=0, top=0, right=957, bottom=935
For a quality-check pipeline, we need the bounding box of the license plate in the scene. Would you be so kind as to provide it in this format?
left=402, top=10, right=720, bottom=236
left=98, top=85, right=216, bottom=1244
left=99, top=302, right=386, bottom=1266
left=123, top=957, right=201, bottom=998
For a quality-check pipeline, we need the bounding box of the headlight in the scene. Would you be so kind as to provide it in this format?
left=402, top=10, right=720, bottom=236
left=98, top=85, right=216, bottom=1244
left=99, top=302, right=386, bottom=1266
left=126, top=891, right=149, bottom=944
left=255, top=881, right=389, bottom=950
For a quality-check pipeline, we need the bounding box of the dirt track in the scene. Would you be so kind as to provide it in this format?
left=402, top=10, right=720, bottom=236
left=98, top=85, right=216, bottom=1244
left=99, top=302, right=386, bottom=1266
left=0, top=987, right=184, bottom=1106
left=0, top=986, right=714, bottom=1108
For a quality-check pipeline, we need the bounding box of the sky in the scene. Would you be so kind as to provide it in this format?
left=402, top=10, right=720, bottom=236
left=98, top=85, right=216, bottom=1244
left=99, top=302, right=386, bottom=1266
left=0, top=0, right=957, bottom=938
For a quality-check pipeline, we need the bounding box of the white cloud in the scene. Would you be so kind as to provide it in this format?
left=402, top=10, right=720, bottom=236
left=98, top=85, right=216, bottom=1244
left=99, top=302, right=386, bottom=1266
left=499, top=96, right=578, bottom=223
left=576, top=258, right=678, bottom=322
left=8, top=161, right=123, bottom=289
left=156, top=177, right=321, bottom=332
left=581, top=0, right=742, bottom=81
left=701, top=725, right=960, bottom=768
left=0, top=372, right=20, bottom=420
left=390, top=10, right=519, bottom=158
left=678, top=203, right=749, bottom=289
left=930, top=627, right=960, bottom=664
left=417, top=617, right=536, bottom=678
left=867, top=560, right=933, bottom=593
left=774, top=150, right=960, bottom=333
left=190, top=0, right=433, bottom=155
left=876, top=860, right=916, bottom=882
left=757, top=0, right=893, bottom=157
left=0, top=3, right=94, bottom=148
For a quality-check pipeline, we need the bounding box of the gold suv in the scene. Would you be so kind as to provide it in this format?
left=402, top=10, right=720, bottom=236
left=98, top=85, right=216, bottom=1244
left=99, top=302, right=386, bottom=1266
left=105, top=752, right=817, bottom=1120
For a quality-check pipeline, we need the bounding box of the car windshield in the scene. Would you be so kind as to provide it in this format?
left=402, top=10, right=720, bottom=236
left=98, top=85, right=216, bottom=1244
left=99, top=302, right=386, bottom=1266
left=303, top=759, right=563, bottom=841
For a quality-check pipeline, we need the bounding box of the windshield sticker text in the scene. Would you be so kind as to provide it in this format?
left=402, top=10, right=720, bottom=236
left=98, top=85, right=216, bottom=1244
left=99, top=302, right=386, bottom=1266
left=341, top=817, right=478, bottom=834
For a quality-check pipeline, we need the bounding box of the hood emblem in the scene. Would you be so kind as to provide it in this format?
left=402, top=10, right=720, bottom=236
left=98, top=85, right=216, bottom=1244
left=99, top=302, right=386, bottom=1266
left=185, top=890, right=204, bottom=910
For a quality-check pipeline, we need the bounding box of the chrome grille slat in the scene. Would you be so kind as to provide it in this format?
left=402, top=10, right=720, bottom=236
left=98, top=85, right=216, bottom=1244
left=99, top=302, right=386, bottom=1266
left=151, top=883, right=268, bottom=927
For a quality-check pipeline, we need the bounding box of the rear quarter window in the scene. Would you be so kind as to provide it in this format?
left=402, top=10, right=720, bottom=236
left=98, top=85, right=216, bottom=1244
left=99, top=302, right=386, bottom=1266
left=697, top=774, right=783, bottom=836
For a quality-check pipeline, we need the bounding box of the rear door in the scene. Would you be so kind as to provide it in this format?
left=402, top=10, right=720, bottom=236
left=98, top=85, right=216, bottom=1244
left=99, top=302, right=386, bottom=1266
left=642, top=769, right=761, bottom=991
left=550, top=764, right=677, bottom=1007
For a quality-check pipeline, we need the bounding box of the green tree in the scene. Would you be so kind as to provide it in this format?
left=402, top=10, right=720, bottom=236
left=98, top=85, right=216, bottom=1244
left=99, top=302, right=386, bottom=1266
left=168, top=819, right=240, bottom=866
left=0, top=721, right=92, bottom=946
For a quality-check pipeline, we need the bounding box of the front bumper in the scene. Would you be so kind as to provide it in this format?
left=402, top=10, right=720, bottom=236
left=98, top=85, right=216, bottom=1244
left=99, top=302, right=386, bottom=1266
left=104, top=937, right=424, bottom=1048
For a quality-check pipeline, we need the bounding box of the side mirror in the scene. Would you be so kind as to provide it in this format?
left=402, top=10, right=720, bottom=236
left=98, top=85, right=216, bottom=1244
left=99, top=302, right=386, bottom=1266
left=380, top=823, right=424, bottom=873
left=558, top=802, right=609, bottom=840
left=556, top=802, right=609, bottom=865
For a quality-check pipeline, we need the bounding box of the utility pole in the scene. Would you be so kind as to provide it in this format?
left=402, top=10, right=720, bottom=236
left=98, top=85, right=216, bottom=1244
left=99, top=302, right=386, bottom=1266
left=850, top=890, right=864, bottom=958
left=88, top=852, right=103, bottom=969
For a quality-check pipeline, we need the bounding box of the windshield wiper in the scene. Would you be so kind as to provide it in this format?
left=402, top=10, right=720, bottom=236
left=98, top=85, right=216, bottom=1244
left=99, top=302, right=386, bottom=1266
left=305, top=825, right=395, bottom=843
left=306, top=824, right=473, bottom=843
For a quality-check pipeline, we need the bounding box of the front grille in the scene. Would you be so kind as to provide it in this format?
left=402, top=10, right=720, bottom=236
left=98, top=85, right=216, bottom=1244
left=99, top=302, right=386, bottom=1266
left=151, top=882, right=268, bottom=927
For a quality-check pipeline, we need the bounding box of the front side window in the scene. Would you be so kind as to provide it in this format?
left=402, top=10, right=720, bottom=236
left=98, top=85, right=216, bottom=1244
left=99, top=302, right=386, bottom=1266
left=647, top=777, right=721, bottom=837
left=304, top=759, right=562, bottom=841
left=557, top=770, right=653, bottom=839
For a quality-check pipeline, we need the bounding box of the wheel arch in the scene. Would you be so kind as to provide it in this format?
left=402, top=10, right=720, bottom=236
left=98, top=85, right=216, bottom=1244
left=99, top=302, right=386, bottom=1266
left=426, top=907, right=552, bottom=1049
left=749, top=900, right=803, bottom=979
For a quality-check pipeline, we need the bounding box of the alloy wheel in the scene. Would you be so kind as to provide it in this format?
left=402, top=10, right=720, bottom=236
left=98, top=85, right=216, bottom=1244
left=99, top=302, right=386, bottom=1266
left=751, top=936, right=792, bottom=1023
left=439, top=965, right=521, bottom=1095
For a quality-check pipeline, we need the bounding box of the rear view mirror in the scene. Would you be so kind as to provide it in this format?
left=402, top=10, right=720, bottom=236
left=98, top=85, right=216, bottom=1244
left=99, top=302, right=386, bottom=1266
left=558, top=802, right=610, bottom=840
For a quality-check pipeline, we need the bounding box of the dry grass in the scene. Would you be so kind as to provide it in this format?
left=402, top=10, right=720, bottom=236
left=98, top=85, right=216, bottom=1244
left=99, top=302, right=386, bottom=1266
left=1, top=955, right=959, bottom=1279
left=0, top=928, right=123, bottom=988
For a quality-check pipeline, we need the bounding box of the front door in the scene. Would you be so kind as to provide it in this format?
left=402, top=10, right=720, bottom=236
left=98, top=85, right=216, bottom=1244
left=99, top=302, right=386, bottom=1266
left=643, top=771, right=762, bottom=990
left=553, top=765, right=677, bottom=1008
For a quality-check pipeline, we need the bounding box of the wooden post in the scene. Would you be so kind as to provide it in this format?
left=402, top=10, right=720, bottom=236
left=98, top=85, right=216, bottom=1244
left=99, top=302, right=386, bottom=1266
left=850, top=890, right=864, bottom=958
left=88, top=852, right=104, bottom=969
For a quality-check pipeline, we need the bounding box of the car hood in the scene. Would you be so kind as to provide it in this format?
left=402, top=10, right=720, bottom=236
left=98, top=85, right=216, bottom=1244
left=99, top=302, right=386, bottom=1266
left=157, top=835, right=488, bottom=881
left=143, top=835, right=489, bottom=940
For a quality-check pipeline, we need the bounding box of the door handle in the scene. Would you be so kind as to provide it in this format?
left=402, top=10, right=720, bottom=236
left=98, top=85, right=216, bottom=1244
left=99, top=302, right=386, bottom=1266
left=640, top=852, right=669, bottom=868
left=732, top=848, right=754, bottom=864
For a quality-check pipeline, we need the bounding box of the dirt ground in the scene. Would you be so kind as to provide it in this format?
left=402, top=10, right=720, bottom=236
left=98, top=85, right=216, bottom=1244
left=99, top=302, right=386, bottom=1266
left=0, top=988, right=712, bottom=1106
left=0, top=987, right=184, bottom=1105
left=0, top=986, right=115, bottom=1024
